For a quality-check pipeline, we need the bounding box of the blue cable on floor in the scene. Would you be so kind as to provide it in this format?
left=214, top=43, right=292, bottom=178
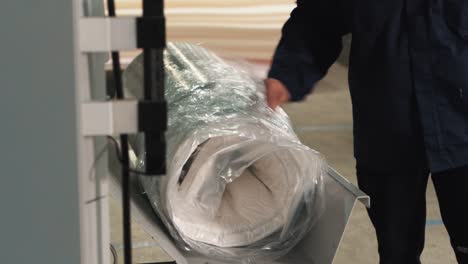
left=426, top=219, right=444, bottom=226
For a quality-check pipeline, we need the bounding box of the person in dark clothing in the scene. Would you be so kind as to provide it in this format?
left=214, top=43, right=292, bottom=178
left=265, top=0, right=468, bottom=263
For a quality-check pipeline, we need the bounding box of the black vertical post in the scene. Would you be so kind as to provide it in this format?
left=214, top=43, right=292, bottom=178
left=140, top=0, right=167, bottom=175
left=106, top=0, right=133, bottom=263
left=107, top=1, right=166, bottom=264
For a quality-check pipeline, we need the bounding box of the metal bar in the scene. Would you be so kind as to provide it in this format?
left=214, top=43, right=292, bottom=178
left=141, top=0, right=167, bottom=175
left=327, top=166, right=370, bottom=208
left=79, top=18, right=137, bottom=52
left=81, top=100, right=139, bottom=136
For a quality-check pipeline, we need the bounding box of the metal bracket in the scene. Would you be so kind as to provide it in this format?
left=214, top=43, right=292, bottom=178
left=81, top=100, right=138, bottom=136
left=328, top=167, right=370, bottom=208
left=79, top=17, right=137, bottom=52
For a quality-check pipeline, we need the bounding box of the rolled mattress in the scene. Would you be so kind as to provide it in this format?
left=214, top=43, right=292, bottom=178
left=123, top=43, right=327, bottom=262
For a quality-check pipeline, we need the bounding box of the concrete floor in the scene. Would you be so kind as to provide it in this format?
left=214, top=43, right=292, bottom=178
left=109, top=63, right=457, bottom=263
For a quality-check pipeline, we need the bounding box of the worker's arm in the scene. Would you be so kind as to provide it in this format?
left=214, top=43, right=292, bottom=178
left=267, top=0, right=349, bottom=107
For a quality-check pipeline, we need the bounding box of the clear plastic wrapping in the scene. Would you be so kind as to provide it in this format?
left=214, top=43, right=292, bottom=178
left=123, top=43, right=327, bottom=263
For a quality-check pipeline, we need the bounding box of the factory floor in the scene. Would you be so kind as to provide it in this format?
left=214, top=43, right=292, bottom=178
left=109, top=63, right=457, bottom=264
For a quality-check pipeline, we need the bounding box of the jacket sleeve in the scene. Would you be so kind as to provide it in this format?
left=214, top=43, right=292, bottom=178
left=268, top=0, right=349, bottom=101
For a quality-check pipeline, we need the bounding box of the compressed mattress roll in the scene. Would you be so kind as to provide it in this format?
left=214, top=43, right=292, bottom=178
left=123, top=43, right=327, bottom=262
left=172, top=136, right=306, bottom=247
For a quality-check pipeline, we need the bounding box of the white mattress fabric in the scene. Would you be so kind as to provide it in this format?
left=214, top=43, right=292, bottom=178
left=123, top=43, right=327, bottom=262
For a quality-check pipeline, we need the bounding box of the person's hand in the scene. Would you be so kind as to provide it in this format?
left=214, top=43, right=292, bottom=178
left=265, top=78, right=291, bottom=109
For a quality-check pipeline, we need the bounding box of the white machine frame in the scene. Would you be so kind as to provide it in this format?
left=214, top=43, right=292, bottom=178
left=73, top=3, right=142, bottom=263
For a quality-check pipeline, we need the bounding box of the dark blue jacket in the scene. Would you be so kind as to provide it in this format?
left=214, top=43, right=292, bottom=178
left=269, top=0, right=468, bottom=173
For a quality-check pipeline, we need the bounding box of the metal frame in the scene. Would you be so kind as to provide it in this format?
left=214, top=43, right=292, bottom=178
left=79, top=17, right=138, bottom=52
left=73, top=2, right=142, bottom=263
left=81, top=100, right=139, bottom=136
left=75, top=1, right=167, bottom=262
left=72, top=0, right=111, bottom=262
left=74, top=0, right=168, bottom=262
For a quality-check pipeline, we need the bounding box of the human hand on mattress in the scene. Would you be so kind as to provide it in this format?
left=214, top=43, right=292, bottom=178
left=265, top=78, right=291, bottom=109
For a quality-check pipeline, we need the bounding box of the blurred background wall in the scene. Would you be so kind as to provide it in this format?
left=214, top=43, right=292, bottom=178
left=115, top=0, right=350, bottom=64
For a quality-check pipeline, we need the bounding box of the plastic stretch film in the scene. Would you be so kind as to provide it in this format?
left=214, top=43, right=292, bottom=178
left=123, top=43, right=327, bottom=263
